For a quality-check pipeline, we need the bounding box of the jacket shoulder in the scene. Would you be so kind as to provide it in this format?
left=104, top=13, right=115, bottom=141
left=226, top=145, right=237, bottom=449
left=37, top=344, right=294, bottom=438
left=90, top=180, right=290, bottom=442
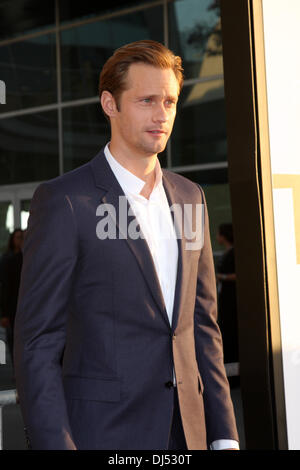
left=39, top=161, right=93, bottom=194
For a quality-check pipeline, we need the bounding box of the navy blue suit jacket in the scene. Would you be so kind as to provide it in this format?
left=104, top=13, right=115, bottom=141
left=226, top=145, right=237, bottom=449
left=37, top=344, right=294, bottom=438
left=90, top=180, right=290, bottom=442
left=14, top=148, right=238, bottom=449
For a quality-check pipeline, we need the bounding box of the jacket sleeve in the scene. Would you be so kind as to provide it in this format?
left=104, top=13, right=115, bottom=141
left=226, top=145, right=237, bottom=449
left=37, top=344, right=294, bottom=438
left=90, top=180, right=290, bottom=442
left=194, top=185, right=239, bottom=445
left=14, top=182, right=78, bottom=450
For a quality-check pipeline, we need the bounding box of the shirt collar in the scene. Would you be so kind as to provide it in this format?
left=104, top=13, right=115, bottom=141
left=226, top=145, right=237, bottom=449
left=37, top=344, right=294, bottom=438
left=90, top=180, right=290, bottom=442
left=104, top=143, right=163, bottom=198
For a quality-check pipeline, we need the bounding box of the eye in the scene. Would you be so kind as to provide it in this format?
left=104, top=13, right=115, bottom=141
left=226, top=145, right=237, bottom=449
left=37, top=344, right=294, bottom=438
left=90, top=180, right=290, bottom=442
left=165, top=99, right=176, bottom=107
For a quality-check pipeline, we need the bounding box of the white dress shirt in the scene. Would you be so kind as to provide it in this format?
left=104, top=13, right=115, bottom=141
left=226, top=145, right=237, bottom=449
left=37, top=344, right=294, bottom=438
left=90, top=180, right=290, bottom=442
left=104, top=144, right=178, bottom=326
left=104, top=144, right=239, bottom=451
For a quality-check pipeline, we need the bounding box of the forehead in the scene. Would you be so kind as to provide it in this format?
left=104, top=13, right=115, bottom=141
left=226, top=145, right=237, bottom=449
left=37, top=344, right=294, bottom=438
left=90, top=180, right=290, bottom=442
left=125, top=63, right=180, bottom=96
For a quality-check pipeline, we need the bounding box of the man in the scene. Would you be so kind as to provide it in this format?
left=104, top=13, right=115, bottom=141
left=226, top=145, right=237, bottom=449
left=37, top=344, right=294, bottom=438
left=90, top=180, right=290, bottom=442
left=14, top=40, right=239, bottom=450
left=216, top=224, right=239, bottom=368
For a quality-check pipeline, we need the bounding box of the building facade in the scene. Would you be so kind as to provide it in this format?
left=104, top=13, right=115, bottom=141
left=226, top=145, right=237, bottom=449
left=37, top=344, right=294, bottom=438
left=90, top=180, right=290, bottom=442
left=0, top=0, right=231, bottom=254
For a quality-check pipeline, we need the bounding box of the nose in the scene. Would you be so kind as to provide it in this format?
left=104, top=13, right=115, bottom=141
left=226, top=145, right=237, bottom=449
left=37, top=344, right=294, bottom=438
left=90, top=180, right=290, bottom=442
left=152, top=102, right=168, bottom=123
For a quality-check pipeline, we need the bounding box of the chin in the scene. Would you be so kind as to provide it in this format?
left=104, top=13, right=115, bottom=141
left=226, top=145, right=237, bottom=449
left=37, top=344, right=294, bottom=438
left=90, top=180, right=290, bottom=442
left=144, top=143, right=167, bottom=156
left=157, top=146, right=166, bottom=155
left=140, top=136, right=168, bottom=156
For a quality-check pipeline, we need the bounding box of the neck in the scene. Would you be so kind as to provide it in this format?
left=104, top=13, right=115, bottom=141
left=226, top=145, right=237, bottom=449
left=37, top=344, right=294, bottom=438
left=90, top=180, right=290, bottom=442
left=109, top=141, right=157, bottom=182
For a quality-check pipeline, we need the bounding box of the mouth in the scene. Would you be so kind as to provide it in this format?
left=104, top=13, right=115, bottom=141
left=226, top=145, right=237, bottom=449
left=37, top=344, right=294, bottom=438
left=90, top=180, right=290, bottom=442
left=147, top=130, right=167, bottom=136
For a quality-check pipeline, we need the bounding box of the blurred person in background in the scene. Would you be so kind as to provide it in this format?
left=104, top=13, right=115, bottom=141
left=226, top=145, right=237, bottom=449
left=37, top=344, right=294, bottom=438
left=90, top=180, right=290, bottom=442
left=216, top=223, right=239, bottom=372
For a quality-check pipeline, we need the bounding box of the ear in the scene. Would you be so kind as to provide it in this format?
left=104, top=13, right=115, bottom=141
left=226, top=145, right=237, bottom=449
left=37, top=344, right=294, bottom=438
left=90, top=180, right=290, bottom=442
left=100, top=91, right=118, bottom=118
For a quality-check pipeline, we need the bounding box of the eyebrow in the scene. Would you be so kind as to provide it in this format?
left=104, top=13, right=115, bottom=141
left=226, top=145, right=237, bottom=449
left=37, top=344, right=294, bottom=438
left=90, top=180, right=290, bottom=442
left=137, top=94, right=178, bottom=101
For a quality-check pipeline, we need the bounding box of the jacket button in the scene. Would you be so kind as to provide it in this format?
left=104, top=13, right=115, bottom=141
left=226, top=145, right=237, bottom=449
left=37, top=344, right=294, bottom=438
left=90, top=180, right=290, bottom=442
left=165, top=381, right=174, bottom=389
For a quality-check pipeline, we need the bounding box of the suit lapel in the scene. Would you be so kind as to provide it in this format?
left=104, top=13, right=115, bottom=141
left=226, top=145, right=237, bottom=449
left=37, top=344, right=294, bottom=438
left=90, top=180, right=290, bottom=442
left=162, top=173, right=190, bottom=333
left=90, top=149, right=170, bottom=328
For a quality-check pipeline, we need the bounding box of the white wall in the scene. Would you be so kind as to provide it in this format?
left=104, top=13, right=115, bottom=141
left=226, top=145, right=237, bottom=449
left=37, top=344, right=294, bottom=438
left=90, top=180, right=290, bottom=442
left=262, top=0, right=300, bottom=450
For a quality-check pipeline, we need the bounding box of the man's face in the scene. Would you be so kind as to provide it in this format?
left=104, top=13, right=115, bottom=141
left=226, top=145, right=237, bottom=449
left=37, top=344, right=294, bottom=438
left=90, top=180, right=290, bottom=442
left=111, top=63, right=179, bottom=158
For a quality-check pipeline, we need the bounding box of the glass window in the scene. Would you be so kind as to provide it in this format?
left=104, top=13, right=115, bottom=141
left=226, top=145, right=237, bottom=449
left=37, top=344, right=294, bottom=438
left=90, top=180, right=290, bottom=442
left=178, top=167, right=228, bottom=185
left=63, top=103, right=109, bottom=172
left=0, top=0, right=55, bottom=41
left=177, top=168, right=231, bottom=252
left=59, top=0, right=141, bottom=26
left=0, top=33, right=57, bottom=112
left=60, top=5, right=164, bottom=102
left=168, top=0, right=223, bottom=80
left=0, top=111, right=59, bottom=184
left=171, top=83, right=227, bottom=167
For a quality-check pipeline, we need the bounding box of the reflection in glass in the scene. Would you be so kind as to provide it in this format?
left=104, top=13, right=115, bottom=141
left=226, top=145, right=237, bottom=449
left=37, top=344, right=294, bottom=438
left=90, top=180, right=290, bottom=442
left=0, top=0, right=55, bottom=41
left=171, top=84, right=226, bottom=167
left=0, top=34, right=57, bottom=112
left=0, top=201, right=14, bottom=254
left=63, top=103, right=109, bottom=172
left=20, top=200, right=31, bottom=230
left=169, top=0, right=223, bottom=80
left=0, top=111, right=59, bottom=184
left=60, top=6, right=164, bottom=101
